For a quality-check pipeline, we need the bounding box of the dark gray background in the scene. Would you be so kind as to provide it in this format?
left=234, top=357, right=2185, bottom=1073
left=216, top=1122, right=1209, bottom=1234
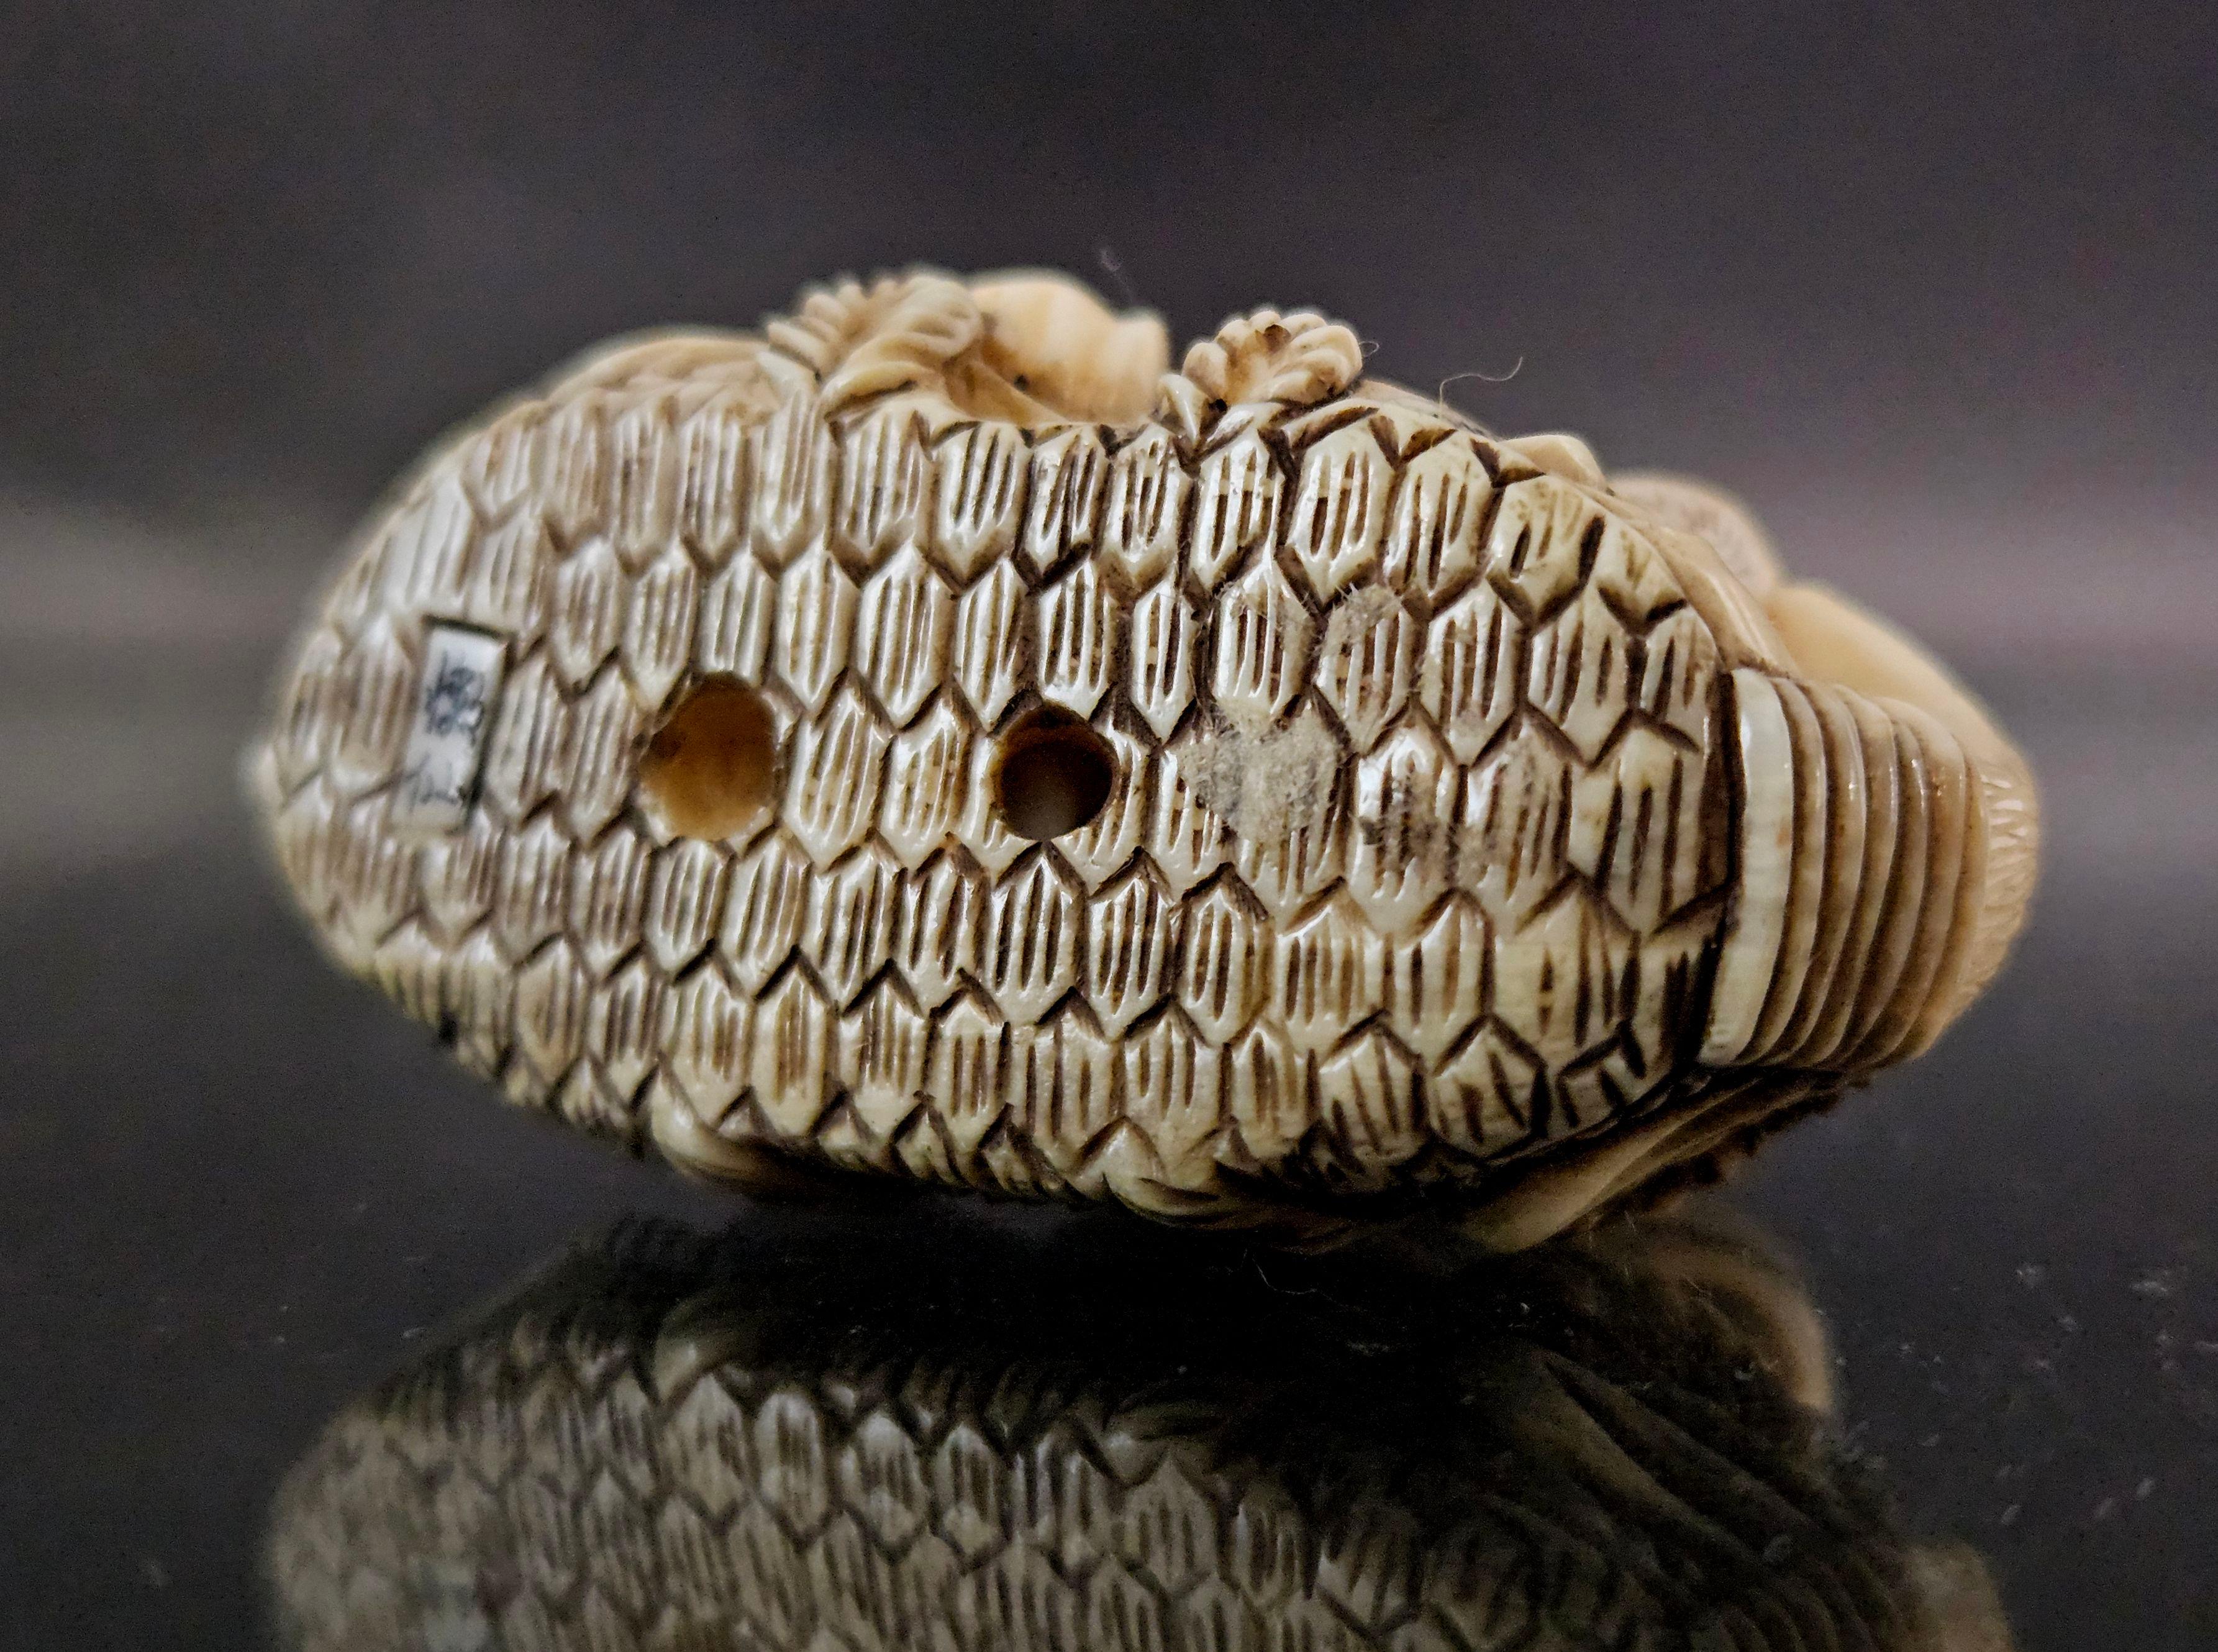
left=2, top=4, right=2212, bottom=1646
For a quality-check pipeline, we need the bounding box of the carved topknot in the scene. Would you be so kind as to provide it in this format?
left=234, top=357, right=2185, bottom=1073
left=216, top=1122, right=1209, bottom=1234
left=1176, top=307, right=1364, bottom=409
left=761, top=269, right=1168, bottom=427
left=765, top=273, right=984, bottom=411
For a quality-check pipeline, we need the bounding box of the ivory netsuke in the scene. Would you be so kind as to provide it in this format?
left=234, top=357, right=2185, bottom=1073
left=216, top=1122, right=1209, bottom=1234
left=250, top=270, right=2038, bottom=1246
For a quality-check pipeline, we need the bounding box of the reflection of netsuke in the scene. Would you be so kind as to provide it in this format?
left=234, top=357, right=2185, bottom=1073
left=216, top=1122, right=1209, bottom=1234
left=250, top=270, right=2037, bottom=1247
left=267, top=1210, right=2012, bottom=1650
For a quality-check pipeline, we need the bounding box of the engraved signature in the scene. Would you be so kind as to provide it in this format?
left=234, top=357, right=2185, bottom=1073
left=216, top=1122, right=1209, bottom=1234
left=420, top=658, right=489, bottom=738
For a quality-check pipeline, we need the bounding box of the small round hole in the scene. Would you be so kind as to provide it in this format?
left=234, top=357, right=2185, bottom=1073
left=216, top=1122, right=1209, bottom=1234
left=639, top=678, right=779, bottom=840
left=993, top=709, right=1115, bottom=840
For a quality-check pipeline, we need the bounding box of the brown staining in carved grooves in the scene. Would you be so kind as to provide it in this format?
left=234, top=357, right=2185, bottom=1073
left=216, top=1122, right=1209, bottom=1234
left=638, top=678, right=779, bottom=840
left=250, top=271, right=2037, bottom=1249
left=993, top=706, right=1115, bottom=840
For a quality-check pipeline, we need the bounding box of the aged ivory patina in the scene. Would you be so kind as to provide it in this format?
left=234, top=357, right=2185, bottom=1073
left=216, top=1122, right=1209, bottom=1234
left=249, top=270, right=2037, bottom=1246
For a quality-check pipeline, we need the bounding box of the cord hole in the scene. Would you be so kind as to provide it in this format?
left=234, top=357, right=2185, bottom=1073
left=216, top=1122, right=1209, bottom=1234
left=639, top=678, right=779, bottom=840
left=993, top=708, right=1115, bottom=840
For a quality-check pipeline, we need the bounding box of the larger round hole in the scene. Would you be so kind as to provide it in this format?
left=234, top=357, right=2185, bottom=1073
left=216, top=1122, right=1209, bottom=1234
left=639, top=678, right=779, bottom=840
left=993, top=709, right=1115, bottom=840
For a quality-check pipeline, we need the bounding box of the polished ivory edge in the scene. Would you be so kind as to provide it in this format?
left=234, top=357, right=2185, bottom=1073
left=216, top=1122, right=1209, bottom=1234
left=1704, top=672, right=1796, bottom=1062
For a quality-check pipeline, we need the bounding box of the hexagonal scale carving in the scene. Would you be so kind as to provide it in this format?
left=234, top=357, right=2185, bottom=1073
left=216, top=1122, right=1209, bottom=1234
left=932, top=420, right=1027, bottom=581
left=460, top=401, right=539, bottom=521
left=674, top=399, right=750, bottom=566
left=1188, top=427, right=1280, bottom=592
left=561, top=669, right=641, bottom=841
left=1145, top=735, right=1229, bottom=897
left=1285, top=419, right=1391, bottom=600
left=462, top=512, right=550, bottom=645
left=1117, top=1015, right=1222, bottom=1189
left=749, top=969, right=834, bottom=1137
left=491, top=813, right=572, bottom=963
left=1317, top=1030, right=1421, bottom=1168
left=718, top=832, right=811, bottom=995
left=1036, top=560, right=1114, bottom=717
left=1229, top=709, right=1345, bottom=922
left=514, top=940, right=590, bottom=1087
left=1128, top=579, right=1198, bottom=743
left=951, top=559, right=1027, bottom=729
left=329, top=795, right=416, bottom=955
left=785, top=688, right=890, bottom=868
left=643, top=837, right=730, bottom=973
left=1177, top=883, right=1263, bottom=1046
left=1314, top=588, right=1416, bottom=754
left=981, top=856, right=1081, bottom=1025
left=548, top=536, right=626, bottom=690
left=746, top=392, right=835, bottom=568
left=1345, top=724, right=1457, bottom=938
left=1270, top=898, right=1386, bottom=1055
left=332, top=618, right=416, bottom=794
left=1435, top=1022, right=1540, bottom=1155
left=1420, top=584, right=1522, bottom=765
left=568, top=825, right=652, bottom=978
left=1056, top=724, right=1149, bottom=890
left=376, top=473, right=475, bottom=619
left=926, top=995, right=1006, bottom=1161
left=1225, top=1019, right=1309, bottom=1168
left=890, top=856, right=981, bottom=1011
left=1483, top=474, right=1594, bottom=621
left=605, top=397, right=676, bottom=570
left=878, top=700, right=970, bottom=869
left=1386, top=899, right=1489, bottom=1069
left=835, top=402, right=928, bottom=567
left=1006, top=1020, right=1117, bottom=1182
left=1636, top=604, right=1718, bottom=747
left=1381, top=433, right=1491, bottom=604
left=774, top=544, right=860, bottom=716
left=267, top=627, right=343, bottom=789
left=252, top=271, right=2028, bottom=1248
left=800, top=845, right=903, bottom=1009
left=1460, top=729, right=1573, bottom=928
left=954, top=730, right=1030, bottom=879
left=1211, top=559, right=1313, bottom=730
left=665, top=963, right=752, bottom=1123
left=417, top=812, right=501, bottom=944
left=1020, top=426, right=1106, bottom=578
left=1489, top=892, right=1635, bottom=1076
left=838, top=981, right=930, bottom=1141
left=1083, top=873, right=1181, bottom=1038
left=1099, top=425, right=1188, bottom=586
left=532, top=397, right=604, bottom=541
left=695, top=553, right=774, bottom=681
left=1527, top=585, right=1635, bottom=764
left=1568, top=724, right=1713, bottom=933
left=1589, top=512, right=1683, bottom=622
left=585, top=956, right=666, bottom=1101
left=621, top=543, right=698, bottom=712
left=855, top=547, right=953, bottom=728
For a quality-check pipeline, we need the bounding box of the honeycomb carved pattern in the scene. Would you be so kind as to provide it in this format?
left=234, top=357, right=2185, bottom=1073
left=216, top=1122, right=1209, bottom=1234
left=251, top=269, right=2021, bottom=1246
left=268, top=1218, right=1963, bottom=1652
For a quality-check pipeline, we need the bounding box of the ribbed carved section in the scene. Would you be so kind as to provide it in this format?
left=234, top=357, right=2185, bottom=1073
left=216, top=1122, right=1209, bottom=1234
left=1707, top=671, right=1985, bottom=1072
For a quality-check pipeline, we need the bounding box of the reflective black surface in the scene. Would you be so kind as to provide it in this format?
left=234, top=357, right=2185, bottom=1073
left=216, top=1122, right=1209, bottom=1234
left=4, top=5, right=2216, bottom=1648
left=267, top=1210, right=2004, bottom=1650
